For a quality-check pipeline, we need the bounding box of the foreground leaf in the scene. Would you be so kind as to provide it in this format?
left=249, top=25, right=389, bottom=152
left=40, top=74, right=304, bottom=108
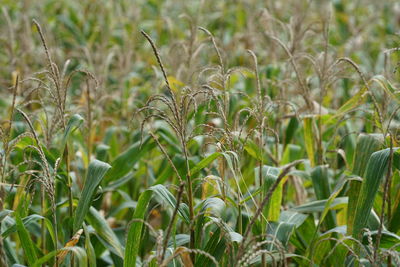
left=73, top=159, right=111, bottom=232
left=352, top=148, right=397, bottom=239
left=15, top=215, right=37, bottom=266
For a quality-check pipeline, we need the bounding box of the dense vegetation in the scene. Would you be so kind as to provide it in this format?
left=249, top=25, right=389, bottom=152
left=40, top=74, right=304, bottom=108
left=1, top=0, right=400, bottom=266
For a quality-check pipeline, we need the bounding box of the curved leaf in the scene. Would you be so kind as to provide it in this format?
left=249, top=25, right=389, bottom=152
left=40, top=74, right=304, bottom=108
left=73, top=159, right=111, bottom=232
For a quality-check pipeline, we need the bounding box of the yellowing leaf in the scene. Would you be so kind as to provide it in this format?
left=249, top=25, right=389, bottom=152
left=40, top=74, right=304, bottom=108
left=303, top=117, right=315, bottom=167
left=201, top=175, right=221, bottom=199
left=55, top=229, right=83, bottom=266
left=175, top=247, right=193, bottom=267
left=167, top=76, right=185, bottom=92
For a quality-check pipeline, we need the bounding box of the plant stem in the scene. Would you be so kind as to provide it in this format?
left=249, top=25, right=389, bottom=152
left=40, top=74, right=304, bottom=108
left=65, top=147, right=73, bottom=218
left=0, top=187, right=7, bottom=267
left=41, top=184, right=46, bottom=252
left=182, top=142, right=195, bottom=263
left=259, top=127, right=266, bottom=267
left=161, top=183, right=184, bottom=263
left=86, top=79, right=92, bottom=161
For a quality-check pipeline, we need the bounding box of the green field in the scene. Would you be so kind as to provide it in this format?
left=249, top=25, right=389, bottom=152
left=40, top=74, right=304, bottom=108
left=0, top=0, right=400, bottom=266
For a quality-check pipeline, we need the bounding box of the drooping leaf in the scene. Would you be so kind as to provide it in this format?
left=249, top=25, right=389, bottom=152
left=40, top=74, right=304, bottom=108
left=56, top=229, right=84, bottom=265
left=150, top=184, right=190, bottom=224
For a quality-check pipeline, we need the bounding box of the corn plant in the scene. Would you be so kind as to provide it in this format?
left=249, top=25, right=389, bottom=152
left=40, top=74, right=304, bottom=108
left=0, top=0, right=400, bottom=267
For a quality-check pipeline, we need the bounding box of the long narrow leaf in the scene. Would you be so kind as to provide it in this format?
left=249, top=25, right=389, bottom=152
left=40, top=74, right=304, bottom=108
left=86, top=207, right=124, bottom=257
left=352, top=148, right=397, bottom=239
left=15, top=215, right=37, bottom=266
left=73, top=159, right=111, bottom=232
left=124, top=190, right=152, bottom=267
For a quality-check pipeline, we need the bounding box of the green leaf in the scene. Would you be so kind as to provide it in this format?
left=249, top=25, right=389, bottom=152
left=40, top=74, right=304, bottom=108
left=255, top=165, right=281, bottom=221
left=197, top=197, right=225, bottom=214
left=190, top=152, right=222, bottom=175
left=267, top=222, right=295, bottom=249
left=86, top=207, right=124, bottom=258
left=389, top=182, right=400, bottom=232
left=335, top=85, right=368, bottom=117
left=73, top=159, right=111, bottom=232
left=317, top=178, right=347, bottom=229
left=197, top=227, right=226, bottom=266
left=105, top=136, right=154, bottom=182
left=279, top=211, right=308, bottom=227
left=306, top=178, right=349, bottom=261
left=281, top=144, right=302, bottom=165
left=311, top=166, right=336, bottom=229
left=167, top=234, right=190, bottom=247
left=32, top=250, right=57, bottom=267
left=352, top=134, right=383, bottom=176
left=3, top=214, right=55, bottom=247
left=0, top=210, right=12, bottom=223
left=291, top=197, right=348, bottom=213
left=83, top=224, right=96, bottom=267
left=195, top=197, right=225, bottom=243
left=365, top=230, right=400, bottom=251
left=15, top=215, right=37, bottom=266
left=244, top=139, right=263, bottom=161
left=68, top=247, right=88, bottom=267
left=123, top=154, right=177, bottom=266
left=284, top=117, right=299, bottom=146
left=370, top=75, right=400, bottom=104
left=150, top=184, right=190, bottom=224
left=61, top=114, right=84, bottom=156
left=352, top=148, right=397, bottom=239
left=347, top=134, right=382, bottom=235
left=124, top=190, right=152, bottom=267
left=4, top=238, right=18, bottom=265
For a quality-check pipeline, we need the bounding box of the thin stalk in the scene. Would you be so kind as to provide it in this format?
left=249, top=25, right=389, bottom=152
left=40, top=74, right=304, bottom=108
left=220, top=158, right=226, bottom=201
left=62, top=147, right=72, bottom=219
left=268, top=36, right=313, bottom=110
left=40, top=184, right=46, bottom=266
left=238, top=204, right=242, bottom=235
left=249, top=50, right=267, bottom=266
left=182, top=143, right=196, bottom=263
left=65, top=145, right=74, bottom=260
left=160, top=182, right=185, bottom=263
left=0, top=186, right=6, bottom=267
left=259, top=127, right=266, bottom=267
left=86, top=79, right=92, bottom=161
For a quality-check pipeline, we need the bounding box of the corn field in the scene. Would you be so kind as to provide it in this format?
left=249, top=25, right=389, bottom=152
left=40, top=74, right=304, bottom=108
left=1, top=0, right=400, bottom=266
